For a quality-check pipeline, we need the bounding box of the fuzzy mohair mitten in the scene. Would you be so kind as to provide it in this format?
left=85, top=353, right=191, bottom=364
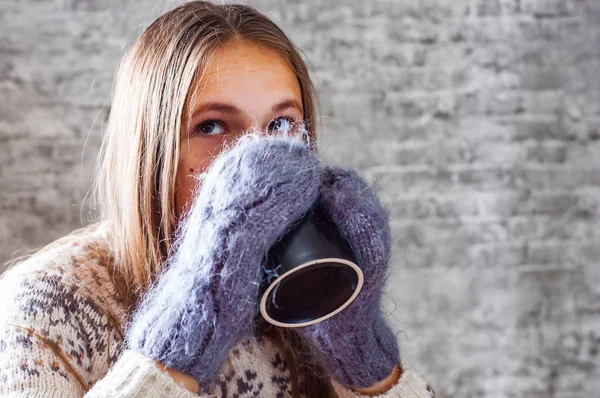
left=126, top=134, right=321, bottom=389
left=296, top=165, right=400, bottom=389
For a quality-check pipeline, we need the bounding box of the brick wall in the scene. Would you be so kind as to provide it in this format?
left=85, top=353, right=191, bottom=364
left=1, top=1, right=599, bottom=396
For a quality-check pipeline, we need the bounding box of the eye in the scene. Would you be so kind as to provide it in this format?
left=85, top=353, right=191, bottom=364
left=268, top=116, right=297, bottom=134
left=194, top=120, right=227, bottom=136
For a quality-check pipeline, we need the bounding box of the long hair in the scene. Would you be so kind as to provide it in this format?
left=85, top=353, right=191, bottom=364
left=92, top=1, right=330, bottom=396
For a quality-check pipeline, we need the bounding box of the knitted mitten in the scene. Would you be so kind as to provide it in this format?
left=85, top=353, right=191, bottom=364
left=126, top=134, right=321, bottom=389
left=296, top=165, right=400, bottom=389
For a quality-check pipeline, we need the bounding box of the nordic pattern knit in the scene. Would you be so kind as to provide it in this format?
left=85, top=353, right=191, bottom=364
left=0, top=221, right=437, bottom=397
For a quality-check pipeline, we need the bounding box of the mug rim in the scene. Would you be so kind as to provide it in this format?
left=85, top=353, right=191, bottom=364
left=259, top=257, right=364, bottom=328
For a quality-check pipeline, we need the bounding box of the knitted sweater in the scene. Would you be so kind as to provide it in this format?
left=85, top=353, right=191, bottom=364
left=0, top=221, right=437, bottom=397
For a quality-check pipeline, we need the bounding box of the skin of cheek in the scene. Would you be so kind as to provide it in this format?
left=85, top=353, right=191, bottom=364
left=174, top=138, right=226, bottom=218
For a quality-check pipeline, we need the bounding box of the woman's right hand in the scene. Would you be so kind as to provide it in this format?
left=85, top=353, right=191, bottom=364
left=125, top=134, right=321, bottom=391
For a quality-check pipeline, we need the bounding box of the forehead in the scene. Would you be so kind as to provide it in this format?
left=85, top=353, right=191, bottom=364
left=208, top=42, right=291, bottom=76
left=188, top=42, right=302, bottom=107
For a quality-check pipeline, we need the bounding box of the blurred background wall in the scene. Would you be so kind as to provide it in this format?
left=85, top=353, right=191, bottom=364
left=1, top=0, right=599, bottom=396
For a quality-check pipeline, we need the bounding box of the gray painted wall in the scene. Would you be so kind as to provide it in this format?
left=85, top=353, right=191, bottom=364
left=1, top=1, right=599, bottom=396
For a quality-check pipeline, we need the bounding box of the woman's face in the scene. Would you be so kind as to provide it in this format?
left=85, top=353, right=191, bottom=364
left=175, top=42, right=304, bottom=218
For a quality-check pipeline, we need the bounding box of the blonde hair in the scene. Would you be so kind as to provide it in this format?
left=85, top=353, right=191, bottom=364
left=93, top=1, right=321, bottom=310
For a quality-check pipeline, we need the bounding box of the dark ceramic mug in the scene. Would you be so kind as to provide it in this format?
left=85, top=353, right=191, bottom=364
left=259, top=202, right=363, bottom=328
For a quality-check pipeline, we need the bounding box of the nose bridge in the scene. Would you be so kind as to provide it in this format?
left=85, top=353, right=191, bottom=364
left=235, top=109, right=264, bottom=136
left=236, top=124, right=265, bottom=138
left=236, top=111, right=270, bottom=137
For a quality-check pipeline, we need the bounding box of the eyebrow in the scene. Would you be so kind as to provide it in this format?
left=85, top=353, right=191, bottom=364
left=191, top=99, right=304, bottom=117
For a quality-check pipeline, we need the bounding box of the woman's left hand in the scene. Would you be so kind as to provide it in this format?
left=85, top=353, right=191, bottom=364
left=295, top=165, right=400, bottom=390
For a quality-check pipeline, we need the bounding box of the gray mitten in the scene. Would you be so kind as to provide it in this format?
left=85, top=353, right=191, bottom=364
left=296, top=165, right=400, bottom=388
left=126, top=134, right=321, bottom=389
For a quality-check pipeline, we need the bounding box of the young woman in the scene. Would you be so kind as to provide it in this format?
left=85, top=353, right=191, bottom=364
left=0, top=2, right=437, bottom=397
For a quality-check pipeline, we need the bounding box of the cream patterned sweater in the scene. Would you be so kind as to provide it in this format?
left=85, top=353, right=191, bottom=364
left=0, top=221, right=437, bottom=397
